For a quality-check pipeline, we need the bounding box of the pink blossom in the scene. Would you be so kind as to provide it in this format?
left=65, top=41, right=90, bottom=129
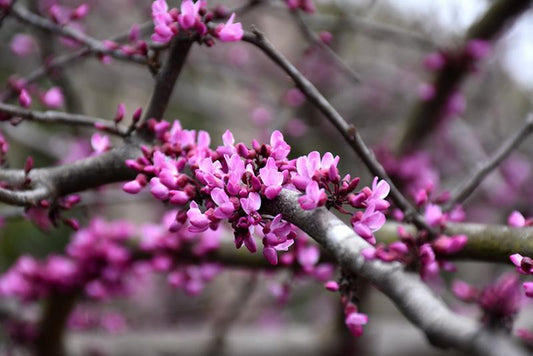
left=352, top=204, right=385, bottom=245
left=510, top=253, right=533, bottom=274
left=465, top=39, right=491, bottom=60
left=423, top=52, right=446, bottom=71
left=297, top=245, right=320, bottom=270
left=240, top=192, right=261, bottom=215
left=324, top=280, right=339, bottom=292
left=90, top=133, right=111, bottom=154
left=10, top=34, right=37, bottom=57
left=251, top=107, right=273, bottom=126
left=19, top=89, right=31, bottom=108
left=284, top=88, right=305, bottom=107
left=424, top=203, right=444, bottom=227
left=216, top=13, right=243, bottom=42
left=41, top=87, right=64, bottom=108
left=270, top=130, right=291, bottom=160
left=508, top=211, right=526, bottom=227
left=149, top=177, right=169, bottom=200
left=259, top=157, right=284, bottom=199
left=432, top=234, right=467, bottom=255
left=211, top=187, right=234, bottom=218
left=298, top=181, right=326, bottom=210
left=452, top=280, right=479, bottom=302
left=187, top=201, right=209, bottom=232
left=178, top=0, right=200, bottom=30
left=344, top=306, right=368, bottom=337
left=286, top=118, right=308, bottom=137
left=367, top=177, right=390, bottom=210
left=418, top=83, right=435, bottom=101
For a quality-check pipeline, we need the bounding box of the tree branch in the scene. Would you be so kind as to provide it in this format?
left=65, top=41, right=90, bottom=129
left=242, top=29, right=435, bottom=236
left=263, top=190, right=528, bottom=355
left=377, top=221, right=533, bottom=263
left=0, top=102, right=127, bottom=136
left=447, top=113, right=533, bottom=207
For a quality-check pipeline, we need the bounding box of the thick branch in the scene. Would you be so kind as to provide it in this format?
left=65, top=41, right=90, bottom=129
left=448, top=114, right=533, bottom=207
left=263, top=190, right=527, bottom=355
left=242, top=29, right=434, bottom=236
left=0, top=144, right=140, bottom=206
left=141, top=37, right=193, bottom=126
left=0, top=102, right=127, bottom=136
left=377, top=222, right=533, bottom=263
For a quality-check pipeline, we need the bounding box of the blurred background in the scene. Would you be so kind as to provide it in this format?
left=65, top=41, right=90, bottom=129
left=0, top=0, right=533, bottom=354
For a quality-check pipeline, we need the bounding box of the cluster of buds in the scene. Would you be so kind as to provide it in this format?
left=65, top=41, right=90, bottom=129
left=151, top=0, right=243, bottom=44
left=363, top=224, right=467, bottom=283
left=123, top=119, right=390, bottom=266
left=453, top=274, right=521, bottom=329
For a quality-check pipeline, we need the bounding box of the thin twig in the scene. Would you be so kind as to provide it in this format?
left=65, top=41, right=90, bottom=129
left=291, top=10, right=361, bottom=84
left=242, top=29, right=435, bottom=236
left=447, top=114, right=533, bottom=207
left=0, top=102, right=127, bottom=136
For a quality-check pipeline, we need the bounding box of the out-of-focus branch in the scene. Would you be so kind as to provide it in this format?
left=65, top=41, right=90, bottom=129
left=35, top=292, right=78, bottom=356
left=290, top=10, right=361, bottom=84
left=377, top=221, right=533, bottom=263
left=11, top=4, right=148, bottom=65
left=397, top=0, right=532, bottom=153
left=0, top=22, right=154, bottom=103
left=242, top=29, right=435, bottom=236
left=0, top=143, right=140, bottom=206
left=0, top=102, right=127, bottom=136
left=447, top=113, right=533, bottom=207
left=263, top=190, right=528, bottom=355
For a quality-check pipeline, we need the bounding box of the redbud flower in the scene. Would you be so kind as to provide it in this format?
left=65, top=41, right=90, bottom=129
left=324, top=280, right=339, bottom=292
left=114, top=103, right=126, bottom=123
left=352, top=204, right=385, bottom=245
left=452, top=280, right=479, bottom=302
left=424, top=203, right=444, bottom=227
left=178, top=0, right=200, bottom=30
left=41, top=87, right=64, bottom=109
left=19, top=89, right=31, bottom=108
left=432, top=234, right=468, bottom=255
left=298, top=181, right=326, bottom=210
left=259, top=157, right=283, bottom=199
left=90, top=133, right=111, bottom=154
left=216, top=13, right=243, bottom=42
left=508, top=211, right=526, bottom=227
left=10, top=34, right=36, bottom=57
left=187, top=201, right=210, bottom=232
left=423, top=52, right=445, bottom=71
left=465, top=39, right=491, bottom=60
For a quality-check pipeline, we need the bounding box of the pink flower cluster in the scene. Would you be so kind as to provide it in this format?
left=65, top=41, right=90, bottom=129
left=0, top=215, right=224, bottom=301
left=362, top=226, right=467, bottom=283
left=453, top=274, right=521, bottom=327
left=123, top=119, right=389, bottom=265
left=418, top=38, right=492, bottom=119
left=151, top=0, right=243, bottom=44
